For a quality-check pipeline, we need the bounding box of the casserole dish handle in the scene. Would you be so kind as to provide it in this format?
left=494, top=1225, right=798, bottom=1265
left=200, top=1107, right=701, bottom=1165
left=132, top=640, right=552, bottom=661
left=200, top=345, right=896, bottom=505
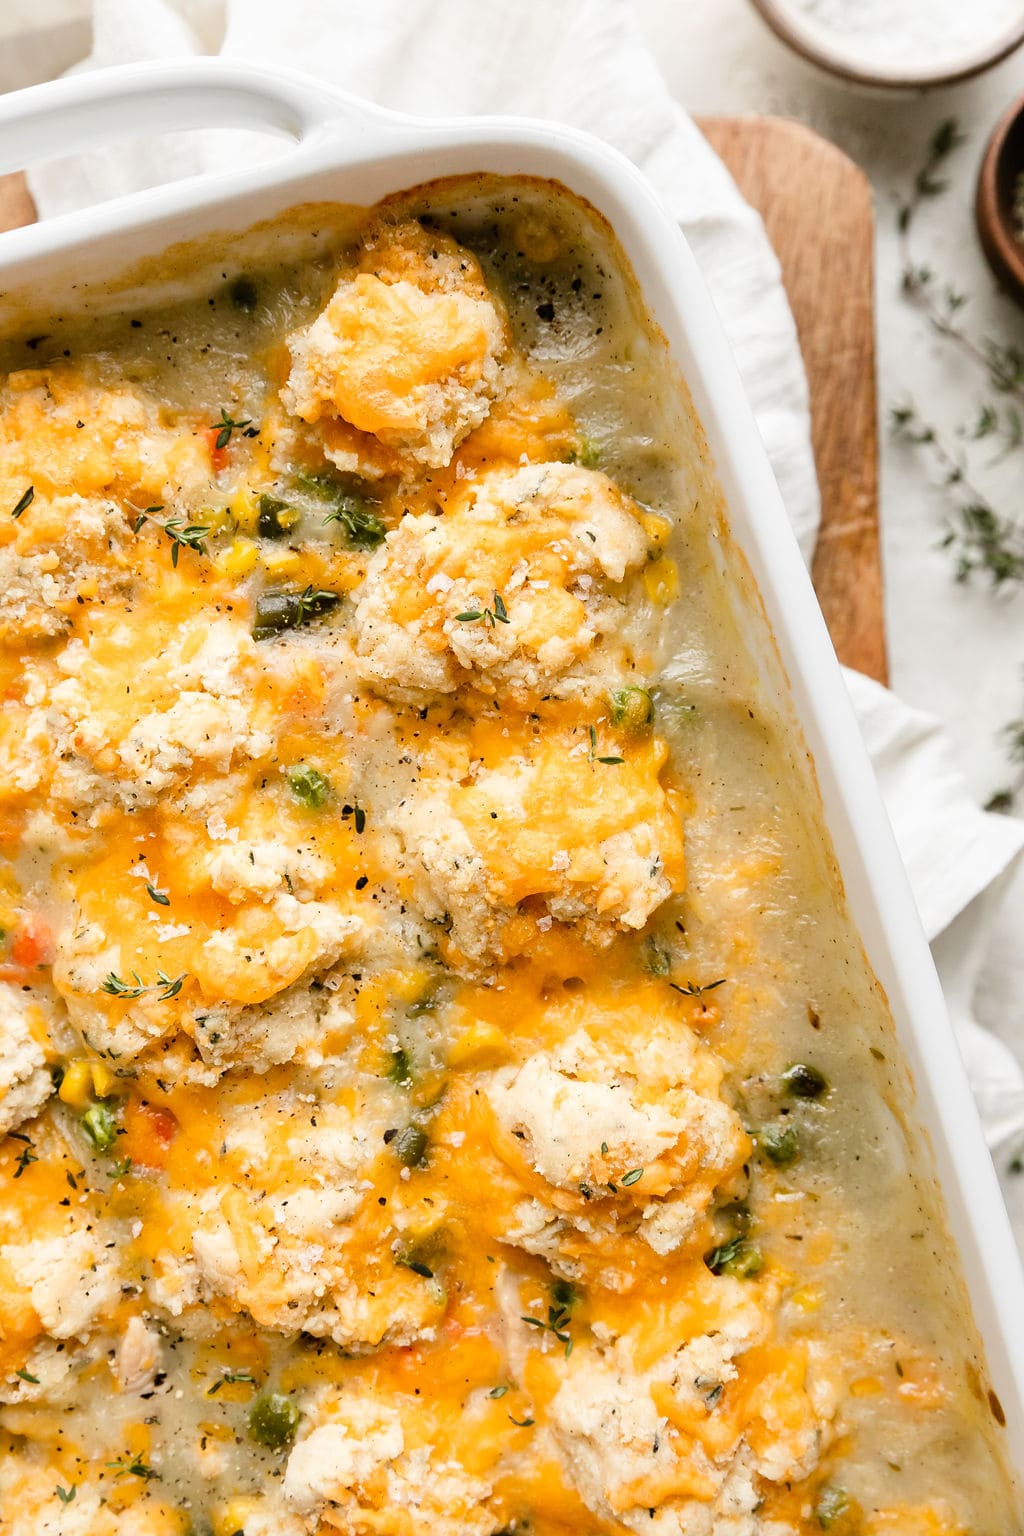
left=0, top=59, right=400, bottom=185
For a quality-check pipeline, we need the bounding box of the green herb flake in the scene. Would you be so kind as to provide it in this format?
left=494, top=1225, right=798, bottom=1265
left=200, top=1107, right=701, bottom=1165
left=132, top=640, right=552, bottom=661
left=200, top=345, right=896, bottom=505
left=207, top=1370, right=256, bottom=1396
left=587, top=724, right=624, bottom=765
left=145, top=882, right=170, bottom=907
left=386, top=1047, right=413, bottom=1086
left=10, top=486, right=33, bottom=520
left=643, top=935, right=671, bottom=976
left=508, top=1413, right=535, bottom=1428
left=487, top=1384, right=509, bottom=1398
left=392, top=1125, right=429, bottom=1168
left=670, top=978, right=727, bottom=999
left=107, top=1454, right=159, bottom=1481
left=55, top=1486, right=76, bottom=1504
left=12, top=1135, right=37, bottom=1179
left=620, top=1167, right=644, bottom=1187
left=16, top=1368, right=40, bottom=1384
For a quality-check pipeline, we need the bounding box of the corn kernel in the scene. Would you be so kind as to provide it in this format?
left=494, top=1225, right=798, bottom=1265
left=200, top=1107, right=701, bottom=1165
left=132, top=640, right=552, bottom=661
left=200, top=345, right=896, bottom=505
left=212, top=1499, right=262, bottom=1536
left=448, top=1021, right=509, bottom=1068
left=789, top=1284, right=824, bottom=1314
left=850, top=1376, right=883, bottom=1398
left=218, top=537, right=258, bottom=577
left=90, top=1061, right=119, bottom=1099
left=639, top=510, right=671, bottom=550
left=262, top=548, right=302, bottom=578
left=643, top=557, right=678, bottom=605
left=58, top=1059, right=93, bottom=1109
left=229, top=489, right=259, bottom=535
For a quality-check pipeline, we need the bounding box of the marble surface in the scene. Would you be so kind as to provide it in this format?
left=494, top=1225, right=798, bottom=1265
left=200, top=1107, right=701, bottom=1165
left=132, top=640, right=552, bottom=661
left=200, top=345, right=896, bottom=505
left=639, top=0, right=1024, bottom=807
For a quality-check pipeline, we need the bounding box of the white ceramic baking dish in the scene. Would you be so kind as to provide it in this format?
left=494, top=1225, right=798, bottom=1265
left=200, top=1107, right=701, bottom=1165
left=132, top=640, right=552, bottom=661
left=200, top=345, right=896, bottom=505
left=1, top=57, right=1022, bottom=1482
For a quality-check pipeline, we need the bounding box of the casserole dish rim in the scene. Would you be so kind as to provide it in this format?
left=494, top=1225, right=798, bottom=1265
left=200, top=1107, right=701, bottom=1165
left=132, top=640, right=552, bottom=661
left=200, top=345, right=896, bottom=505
left=0, top=57, right=1021, bottom=1490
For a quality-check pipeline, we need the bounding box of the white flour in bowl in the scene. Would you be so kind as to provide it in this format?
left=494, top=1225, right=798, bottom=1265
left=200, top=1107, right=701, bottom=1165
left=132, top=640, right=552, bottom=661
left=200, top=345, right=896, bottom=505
left=779, top=0, right=1024, bottom=74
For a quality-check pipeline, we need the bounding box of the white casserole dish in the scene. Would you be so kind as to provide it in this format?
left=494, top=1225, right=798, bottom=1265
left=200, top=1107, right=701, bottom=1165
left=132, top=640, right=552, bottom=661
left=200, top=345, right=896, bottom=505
left=0, top=56, right=1021, bottom=1482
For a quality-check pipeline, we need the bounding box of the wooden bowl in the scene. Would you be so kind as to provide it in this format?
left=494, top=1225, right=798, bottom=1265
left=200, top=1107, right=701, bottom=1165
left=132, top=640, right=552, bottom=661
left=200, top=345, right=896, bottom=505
left=750, top=0, right=1024, bottom=89
left=976, top=93, right=1024, bottom=302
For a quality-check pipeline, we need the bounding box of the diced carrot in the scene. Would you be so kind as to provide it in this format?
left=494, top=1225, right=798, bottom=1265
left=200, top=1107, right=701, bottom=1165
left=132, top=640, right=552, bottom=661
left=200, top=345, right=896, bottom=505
left=122, top=1098, right=179, bottom=1171
left=205, top=426, right=229, bottom=474
left=10, top=915, right=53, bottom=969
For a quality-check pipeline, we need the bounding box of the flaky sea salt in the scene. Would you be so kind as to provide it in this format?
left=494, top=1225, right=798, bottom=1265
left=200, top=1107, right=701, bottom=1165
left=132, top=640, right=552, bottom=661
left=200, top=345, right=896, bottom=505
left=779, top=0, right=1024, bottom=72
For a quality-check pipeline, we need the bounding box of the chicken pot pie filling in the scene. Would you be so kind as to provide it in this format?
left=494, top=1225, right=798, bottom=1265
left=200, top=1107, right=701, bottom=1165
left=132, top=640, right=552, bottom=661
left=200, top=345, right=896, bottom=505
left=0, top=181, right=1017, bottom=1535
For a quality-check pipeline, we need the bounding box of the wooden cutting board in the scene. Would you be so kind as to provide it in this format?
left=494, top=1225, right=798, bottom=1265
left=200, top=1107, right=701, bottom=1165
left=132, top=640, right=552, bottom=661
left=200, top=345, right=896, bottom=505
left=0, top=118, right=885, bottom=682
left=702, top=116, right=886, bottom=684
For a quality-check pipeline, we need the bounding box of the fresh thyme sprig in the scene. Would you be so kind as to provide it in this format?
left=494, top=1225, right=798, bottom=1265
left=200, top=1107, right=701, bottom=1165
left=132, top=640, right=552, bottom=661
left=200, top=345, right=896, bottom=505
left=101, top=970, right=185, bottom=1002
left=521, top=1301, right=574, bottom=1358
left=891, top=404, right=1024, bottom=587
left=455, top=591, right=510, bottom=628
left=162, top=519, right=211, bottom=567
left=106, top=1454, right=159, bottom=1481
left=893, top=120, right=1024, bottom=815
left=587, top=725, right=623, bottom=766
left=986, top=694, right=1024, bottom=813
left=897, top=117, right=965, bottom=233
left=9, top=1131, right=37, bottom=1179
left=213, top=407, right=253, bottom=450
left=902, top=116, right=1024, bottom=586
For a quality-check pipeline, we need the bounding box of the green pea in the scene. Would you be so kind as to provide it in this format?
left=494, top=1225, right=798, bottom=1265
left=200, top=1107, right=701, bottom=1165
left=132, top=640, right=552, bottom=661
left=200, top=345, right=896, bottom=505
left=704, top=1235, right=763, bottom=1279
left=609, top=686, right=654, bottom=734
left=287, top=764, right=332, bottom=810
left=815, top=1486, right=850, bottom=1529
left=565, top=437, right=602, bottom=469
left=248, top=1392, right=300, bottom=1450
left=781, top=1063, right=828, bottom=1099
left=81, top=1103, right=118, bottom=1152
left=759, top=1124, right=800, bottom=1166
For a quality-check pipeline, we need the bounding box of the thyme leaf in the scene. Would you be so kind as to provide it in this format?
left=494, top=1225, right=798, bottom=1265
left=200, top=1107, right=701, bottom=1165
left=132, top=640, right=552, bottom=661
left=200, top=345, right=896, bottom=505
left=213, top=407, right=253, bottom=450
left=10, top=485, right=33, bottom=519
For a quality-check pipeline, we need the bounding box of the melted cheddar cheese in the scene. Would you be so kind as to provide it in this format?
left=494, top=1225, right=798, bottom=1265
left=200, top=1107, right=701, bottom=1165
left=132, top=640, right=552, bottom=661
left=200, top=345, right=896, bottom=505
left=0, top=197, right=1016, bottom=1536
